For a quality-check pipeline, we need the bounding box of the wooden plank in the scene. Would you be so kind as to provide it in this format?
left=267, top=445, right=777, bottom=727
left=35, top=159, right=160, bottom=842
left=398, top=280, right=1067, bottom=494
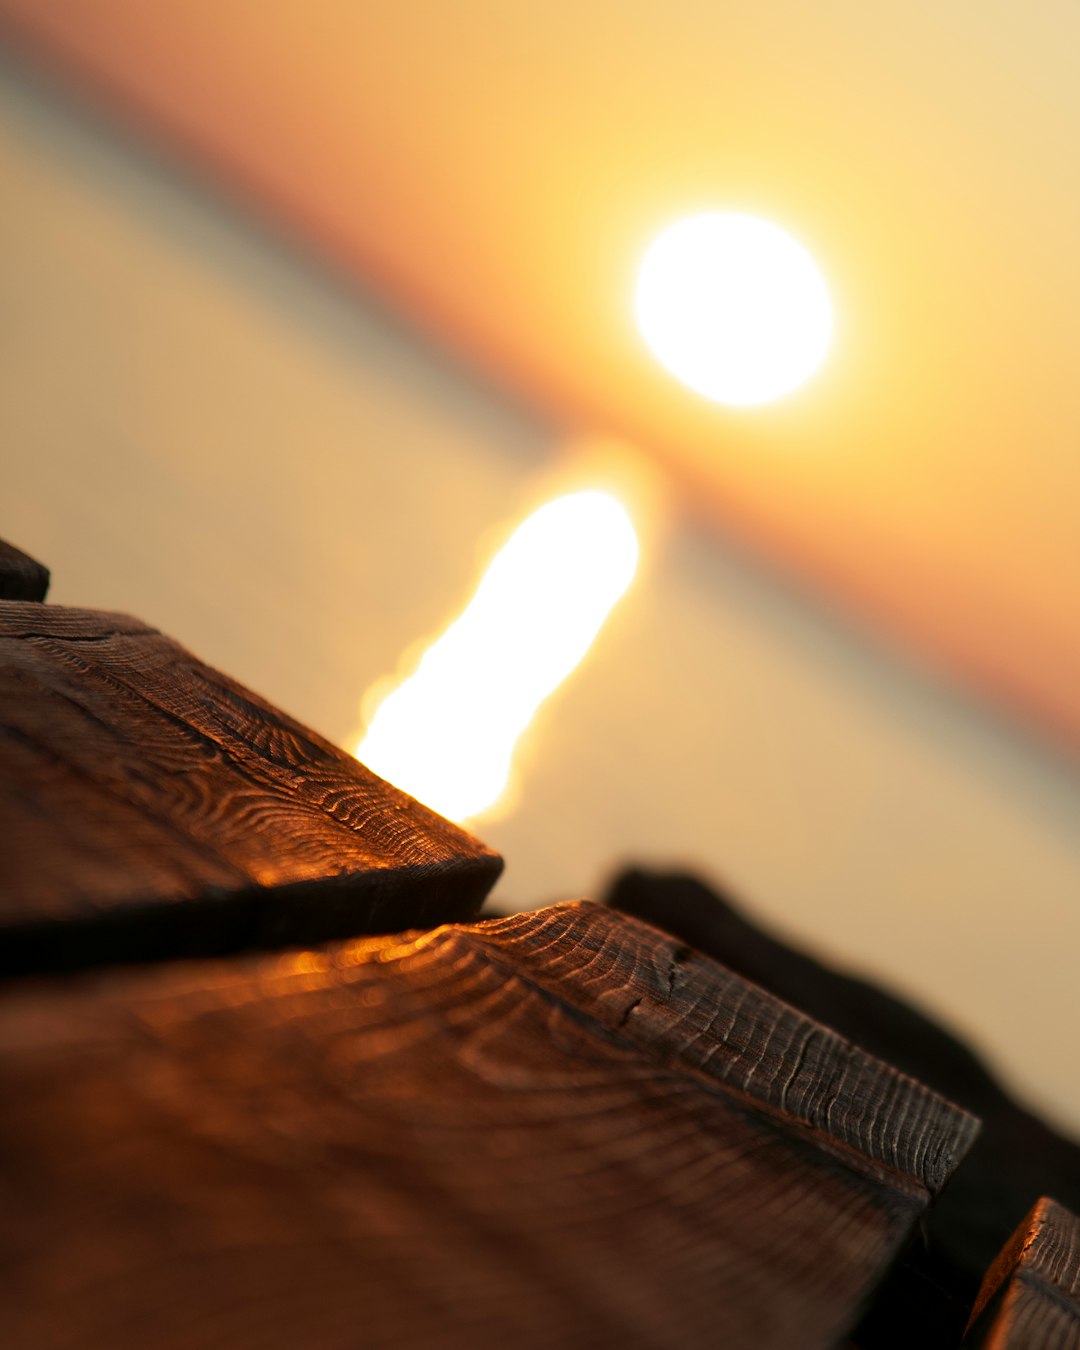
left=608, top=867, right=1080, bottom=1349
left=0, top=602, right=501, bottom=973
left=964, top=1198, right=1080, bottom=1347
left=0, top=538, right=49, bottom=600
left=0, top=902, right=978, bottom=1350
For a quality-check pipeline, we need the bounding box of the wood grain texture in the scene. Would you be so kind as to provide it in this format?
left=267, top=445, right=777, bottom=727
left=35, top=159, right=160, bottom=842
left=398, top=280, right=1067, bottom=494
left=0, top=602, right=501, bottom=973
left=607, top=868, right=1080, bottom=1349
left=965, top=1198, right=1080, bottom=1347
left=0, top=538, right=49, bottom=600
left=0, top=902, right=978, bottom=1350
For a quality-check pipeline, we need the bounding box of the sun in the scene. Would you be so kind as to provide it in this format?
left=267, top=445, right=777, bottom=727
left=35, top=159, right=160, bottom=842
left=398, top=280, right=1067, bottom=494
left=636, top=213, right=834, bottom=407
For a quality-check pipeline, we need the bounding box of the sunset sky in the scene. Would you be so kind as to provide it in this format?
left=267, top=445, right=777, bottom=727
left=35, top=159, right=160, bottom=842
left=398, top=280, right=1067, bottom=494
left=3, top=0, right=1079, bottom=748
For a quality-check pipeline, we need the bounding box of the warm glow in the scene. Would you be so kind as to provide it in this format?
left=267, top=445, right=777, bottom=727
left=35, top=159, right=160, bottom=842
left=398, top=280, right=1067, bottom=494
left=636, top=213, right=833, bottom=406
left=355, top=491, right=638, bottom=823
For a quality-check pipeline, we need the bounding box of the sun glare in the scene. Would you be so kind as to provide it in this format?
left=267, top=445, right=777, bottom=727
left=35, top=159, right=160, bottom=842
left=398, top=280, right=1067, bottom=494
left=354, top=491, right=638, bottom=824
left=636, top=213, right=833, bottom=406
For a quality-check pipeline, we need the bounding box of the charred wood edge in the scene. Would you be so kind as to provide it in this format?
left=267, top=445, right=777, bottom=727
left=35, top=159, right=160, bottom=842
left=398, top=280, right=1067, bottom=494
left=0, top=899, right=979, bottom=1206
left=964, top=1198, right=1080, bottom=1344
left=0, top=539, right=49, bottom=601
left=0, top=603, right=502, bottom=976
left=0, top=603, right=499, bottom=867
left=469, top=903, right=981, bottom=1198
left=606, top=869, right=1080, bottom=1298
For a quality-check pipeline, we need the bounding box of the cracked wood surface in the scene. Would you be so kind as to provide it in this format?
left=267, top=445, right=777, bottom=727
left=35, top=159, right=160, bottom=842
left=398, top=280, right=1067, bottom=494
left=0, top=539, right=49, bottom=601
left=607, top=868, right=1080, bottom=1348
left=0, top=902, right=978, bottom=1350
left=0, top=601, right=501, bottom=973
left=965, top=1198, right=1080, bottom=1348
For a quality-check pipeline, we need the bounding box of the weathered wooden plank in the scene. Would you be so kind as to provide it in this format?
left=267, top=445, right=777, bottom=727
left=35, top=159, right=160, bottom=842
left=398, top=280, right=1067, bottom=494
left=0, top=902, right=978, bottom=1350
left=0, top=602, right=501, bottom=973
left=964, top=1198, right=1080, bottom=1347
left=608, top=867, right=1080, bottom=1349
left=0, top=538, right=49, bottom=600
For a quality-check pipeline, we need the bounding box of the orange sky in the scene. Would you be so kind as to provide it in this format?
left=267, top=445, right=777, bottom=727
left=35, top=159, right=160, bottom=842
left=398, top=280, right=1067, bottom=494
left=3, top=0, right=1079, bottom=747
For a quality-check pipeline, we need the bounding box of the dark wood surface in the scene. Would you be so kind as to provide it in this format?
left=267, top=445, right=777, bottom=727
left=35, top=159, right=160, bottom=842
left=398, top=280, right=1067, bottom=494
left=0, top=601, right=501, bottom=973
left=608, top=867, right=1080, bottom=1348
left=0, top=538, right=49, bottom=601
left=964, top=1198, right=1080, bottom=1347
left=0, top=901, right=978, bottom=1350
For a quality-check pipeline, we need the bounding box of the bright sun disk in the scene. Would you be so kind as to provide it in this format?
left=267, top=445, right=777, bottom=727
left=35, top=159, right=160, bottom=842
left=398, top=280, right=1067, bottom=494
left=636, top=212, right=834, bottom=406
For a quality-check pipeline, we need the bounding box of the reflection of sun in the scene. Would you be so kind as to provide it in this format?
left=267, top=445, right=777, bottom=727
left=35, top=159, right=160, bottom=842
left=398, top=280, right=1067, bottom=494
left=636, top=213, right=834, bottom=406
left=355, top=491, right=638, bottom=824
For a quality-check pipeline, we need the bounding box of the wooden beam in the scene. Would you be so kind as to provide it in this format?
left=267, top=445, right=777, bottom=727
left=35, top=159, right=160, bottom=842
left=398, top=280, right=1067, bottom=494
left=964, top=1198, right=1080, bottom=1347
left=0, top=538, right=49, bottom=601
left=607, top=867, right=1080, bottom=1347
left=0, top=902, right=978, bottom=1350
left=0, top=602, right=501, bottom=973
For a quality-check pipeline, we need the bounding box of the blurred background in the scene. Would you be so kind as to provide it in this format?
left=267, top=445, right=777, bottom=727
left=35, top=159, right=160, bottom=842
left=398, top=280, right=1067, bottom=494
left=1, top=4, right=1078, bottom=1129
